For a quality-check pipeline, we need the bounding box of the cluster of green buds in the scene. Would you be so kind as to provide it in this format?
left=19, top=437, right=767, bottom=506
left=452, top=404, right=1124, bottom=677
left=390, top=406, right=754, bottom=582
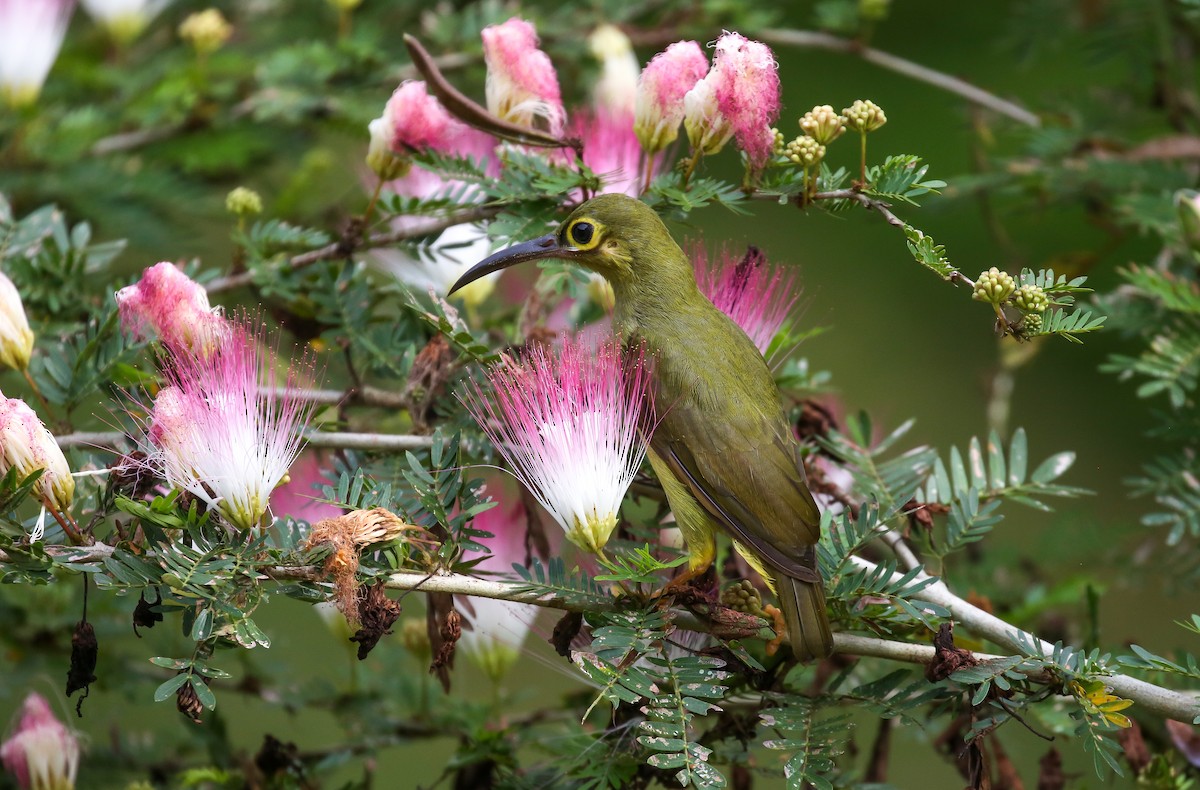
left=721, top=579, right=766, bottom=616
left=973, top=267, right=1051, bottom=336
left=178, top=9, right=232, bottom=56
left=785, top=135, right=825, bottom=166
left=842, top=99, right=888, bottom=133
left=225, top=187, right=262, bottom=218
left=779, top=100, right=887, bottom=186
left=972, top=267, right=1015, bottom=305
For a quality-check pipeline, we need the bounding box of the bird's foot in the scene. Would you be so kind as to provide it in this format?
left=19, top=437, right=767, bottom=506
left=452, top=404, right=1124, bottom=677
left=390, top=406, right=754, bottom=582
left=654, top=566, right=717, bottom=606
left=763, top=604, right=786, bottom=657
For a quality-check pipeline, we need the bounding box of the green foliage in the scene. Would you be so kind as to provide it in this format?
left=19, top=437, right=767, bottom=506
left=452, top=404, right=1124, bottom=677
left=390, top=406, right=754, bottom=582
left=758, top=695, right=850, bottom=790
left=903, top=225, right=957, bottom=280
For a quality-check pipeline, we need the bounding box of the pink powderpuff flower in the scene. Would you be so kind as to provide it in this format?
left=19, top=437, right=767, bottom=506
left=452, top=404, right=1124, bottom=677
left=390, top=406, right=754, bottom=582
left=138, top=321, right=314, bottom=531
left=0, top=693, right=79, bottom=790
left=386, top=80, right=471, bottom=156
left=572, top=109, right=643, bottom=198
left=0, top=0, right=74, bottom=107
left=269, top=450, right=340, bottom=524
left=461, top=337, right=653, bottom=554
left=634, top=40, right=709, bottom=155
left=684, top=32, right=781, bottom=168
left=368, top=80, right=476, bottom=181
left=694, top=245, right=799, bottom=355
left=459, top=490, right=539, bottom=681
left=115, top=262, right=228, bottom=356
left=0, top=396, right=74, bottom=527
left=481, top=17, right=565, bottom=136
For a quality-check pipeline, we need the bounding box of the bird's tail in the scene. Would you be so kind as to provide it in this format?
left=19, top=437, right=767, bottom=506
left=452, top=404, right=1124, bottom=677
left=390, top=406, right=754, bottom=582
left=778, top=574, right=833, bottom=661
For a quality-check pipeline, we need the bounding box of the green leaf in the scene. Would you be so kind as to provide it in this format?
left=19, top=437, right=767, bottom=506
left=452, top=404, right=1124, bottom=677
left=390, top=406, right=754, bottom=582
left=153, top=674, right=189, bottom=702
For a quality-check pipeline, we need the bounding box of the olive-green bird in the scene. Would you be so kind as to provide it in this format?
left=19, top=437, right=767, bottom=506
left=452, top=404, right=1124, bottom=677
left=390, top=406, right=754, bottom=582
left=450, top=193, right=833, bottom=660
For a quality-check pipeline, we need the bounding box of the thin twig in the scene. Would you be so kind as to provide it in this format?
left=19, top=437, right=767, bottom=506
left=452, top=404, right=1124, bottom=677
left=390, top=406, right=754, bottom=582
left=876, top=526, right=921, bottom=571
left=758, top=29, right=1041, bottom=128
left=204, top=205, right=498, bottom=294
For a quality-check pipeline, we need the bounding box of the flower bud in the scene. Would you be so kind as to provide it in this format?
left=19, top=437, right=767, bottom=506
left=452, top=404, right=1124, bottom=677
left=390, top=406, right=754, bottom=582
left=115, top=262, right=228, bottom=355
left=0, top=0, right=73, bottom=107
left=721, top=579, right=765, bottom=615
left=0, top=273, right=34, bottom=371
left=178, top=9, right=232, bottom=55
left=589, top=24, right=639, bottom=117
left=225, top=187, right=262, bottom=217
left=366, top=117, right=409, bottom=181
left=80, top=0, right=163, bottom=45
left=842, top=99, right=887, bottom=133
left=800, top=105, right=846, bottom=145
left=401, top=617, right=431, bottom=661
left=860, top=0, right=892, bottom=21
left=685, top=32, right=782, bottom=168
left=634, top=41, right=708, bottom=154
left=785, top=135, right=825, bottom=166
left=1176, top=189, right=1200, bottom=251
left=481, top=17, right=565, bottom=136
left=972, top=267, right=1015, bottom=304
left=0, top=693, right=79, bottom=790
left=1022, top=313, right=1043, bottom=334
left=683, top=76, right=733, bottom=157
left=0, top=397, right=74, bottom=516
left=1012, top=284, right=1049, bottom=313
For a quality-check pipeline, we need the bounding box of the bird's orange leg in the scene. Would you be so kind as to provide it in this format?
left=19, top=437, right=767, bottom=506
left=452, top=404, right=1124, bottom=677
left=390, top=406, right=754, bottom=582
left=762, top=604, right=786, bottom=656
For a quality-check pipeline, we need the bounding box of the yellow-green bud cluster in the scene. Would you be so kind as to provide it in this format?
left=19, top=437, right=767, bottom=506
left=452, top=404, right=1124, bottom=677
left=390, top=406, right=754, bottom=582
left=1022, top=313, right=1043, bottom=334
left=800, top=105, right=845, bottom=145
left=842, top=99, right=887, bottom=133
left=785, top=135, right=825, bottom=166
left=225, top=187, right=262, bottom=217
left=859, top=0, right=892, bottom=21
left=1011, top=284, right=1049, bottom=313
left=770, top=127, right=786, bottom=156
left=972, top=267, right=1016, bottom=304
left=178, top=9, right=232, bottom=55
left=721, top=579, right=765, bottom=615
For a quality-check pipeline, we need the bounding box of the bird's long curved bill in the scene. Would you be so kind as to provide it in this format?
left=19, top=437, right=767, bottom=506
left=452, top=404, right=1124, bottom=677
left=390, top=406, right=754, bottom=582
left=448, top=233, right=568, bottom=295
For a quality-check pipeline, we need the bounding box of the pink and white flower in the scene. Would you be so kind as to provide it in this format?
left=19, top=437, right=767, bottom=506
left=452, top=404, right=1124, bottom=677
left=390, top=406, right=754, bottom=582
left=137, top=321, right=314, bottom=530
left=79, top=0, right=167, bottom=43
left=0, top=272, right=34, bottom=371
left=0, top=693, right=78, bottom=790
left=634, top=40, right=709, bottom=155
left=0, top=0, right=74, bottom=107
left=573, top=108, right=643, bottom=198
left=684, top=32, right=781, bottom=168
left=589, top=24, right=639, bottom=118
left=695, top=245, right=799, bottom=355
left=461, top=337, right=653, bottom=554
left=0, top=396, right=74, bottom=525
left=115, top=262, right=228, bottom=355
left=481, top=17, right=565, bottom=136
left=459, top=491, right=538, bottom=680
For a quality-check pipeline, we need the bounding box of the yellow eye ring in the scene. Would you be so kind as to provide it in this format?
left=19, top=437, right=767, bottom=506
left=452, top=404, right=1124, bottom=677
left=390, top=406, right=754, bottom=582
left=567, top=218, right=602, bottom=250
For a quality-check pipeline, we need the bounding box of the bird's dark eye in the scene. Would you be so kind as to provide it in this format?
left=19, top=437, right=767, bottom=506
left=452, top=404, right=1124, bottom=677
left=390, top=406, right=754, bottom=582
left=570, top=221, right=595, bottom=246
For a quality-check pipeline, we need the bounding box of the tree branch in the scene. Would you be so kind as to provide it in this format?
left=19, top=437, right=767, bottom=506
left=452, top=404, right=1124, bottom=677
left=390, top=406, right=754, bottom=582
left=758, top=29, right=1041, bottom=128
left=54, top=430, right=436, bottom=452
left=205, top=205, right=498, bottom=295
left=4, top=545, right=1194, bottom=721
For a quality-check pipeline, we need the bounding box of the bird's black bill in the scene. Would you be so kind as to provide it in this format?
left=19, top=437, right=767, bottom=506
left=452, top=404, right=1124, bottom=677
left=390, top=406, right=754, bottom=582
left=447, top=233, right=569, bottom=295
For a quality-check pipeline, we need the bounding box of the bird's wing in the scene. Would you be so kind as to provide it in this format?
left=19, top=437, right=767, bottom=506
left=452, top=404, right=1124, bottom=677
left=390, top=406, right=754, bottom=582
left=653, top=403, right=823, bottom=585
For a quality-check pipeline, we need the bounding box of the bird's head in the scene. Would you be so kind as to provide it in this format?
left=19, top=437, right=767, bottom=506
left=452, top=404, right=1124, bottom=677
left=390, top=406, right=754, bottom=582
left=448, top=194, right=692, bottom=300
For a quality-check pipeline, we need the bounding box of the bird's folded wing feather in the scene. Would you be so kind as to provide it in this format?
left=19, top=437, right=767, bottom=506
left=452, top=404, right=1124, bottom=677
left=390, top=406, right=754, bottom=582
left=653, top=403, right=823, bottom=584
